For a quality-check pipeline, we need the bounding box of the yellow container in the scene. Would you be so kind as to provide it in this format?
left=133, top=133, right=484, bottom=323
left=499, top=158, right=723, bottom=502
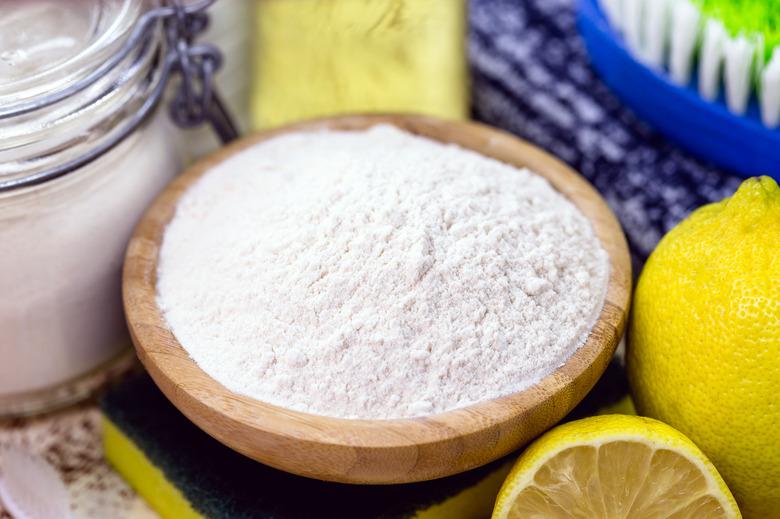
left=251, top=0, right=468, bottom=128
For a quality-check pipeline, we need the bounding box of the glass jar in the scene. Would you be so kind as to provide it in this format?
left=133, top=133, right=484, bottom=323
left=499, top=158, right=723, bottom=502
left=0, top=0, right=182, bottom=415
left=250, top=0, right=468, bottom=128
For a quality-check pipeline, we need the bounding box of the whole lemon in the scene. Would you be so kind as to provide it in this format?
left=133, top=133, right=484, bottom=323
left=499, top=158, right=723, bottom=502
left=628, top=176, right=780, bottom=518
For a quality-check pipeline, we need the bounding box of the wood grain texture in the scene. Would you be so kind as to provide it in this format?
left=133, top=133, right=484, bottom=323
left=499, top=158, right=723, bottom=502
left=122, top=114, right=631, bottom=484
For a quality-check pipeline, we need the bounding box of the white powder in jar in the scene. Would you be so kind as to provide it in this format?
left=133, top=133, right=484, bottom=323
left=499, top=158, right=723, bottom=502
left=157, top=125, right=610, bottom=420
left=0, top=113, right=179, bottom=399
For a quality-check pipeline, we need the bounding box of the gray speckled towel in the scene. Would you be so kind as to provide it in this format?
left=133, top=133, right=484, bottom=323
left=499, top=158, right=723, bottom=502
left=470, top=0, right=742, bottom=265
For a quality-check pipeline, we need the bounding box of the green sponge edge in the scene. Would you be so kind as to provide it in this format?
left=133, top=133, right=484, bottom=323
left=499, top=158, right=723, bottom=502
left=100, top=374, right=513, bottom=519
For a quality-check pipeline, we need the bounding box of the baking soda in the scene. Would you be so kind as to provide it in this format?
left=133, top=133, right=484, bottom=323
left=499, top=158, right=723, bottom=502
left=157, top=126, right=610, bottom=419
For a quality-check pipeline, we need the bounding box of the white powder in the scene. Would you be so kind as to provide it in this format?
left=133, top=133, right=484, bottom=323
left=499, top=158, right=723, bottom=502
left=157, top=125, right=610, bottom=420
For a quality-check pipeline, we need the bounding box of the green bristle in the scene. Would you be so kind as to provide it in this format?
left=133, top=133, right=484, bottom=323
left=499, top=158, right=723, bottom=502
left=698, top=0, right=780, bottom=60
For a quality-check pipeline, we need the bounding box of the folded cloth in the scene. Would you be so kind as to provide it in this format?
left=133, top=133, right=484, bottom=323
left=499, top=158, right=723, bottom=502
left=470, top=0, right=742, bottom=266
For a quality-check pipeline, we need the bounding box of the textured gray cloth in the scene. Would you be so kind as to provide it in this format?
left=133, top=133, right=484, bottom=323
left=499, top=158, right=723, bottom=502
left=470, top=0, right=742, bottom=265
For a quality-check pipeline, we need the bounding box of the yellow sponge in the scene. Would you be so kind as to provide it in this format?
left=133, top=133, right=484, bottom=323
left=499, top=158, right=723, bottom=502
left=104, top=418, right=202, bottom=519
left=102, top=374, right=511, bottom=519
left=250, top=0, right=468, bottom=129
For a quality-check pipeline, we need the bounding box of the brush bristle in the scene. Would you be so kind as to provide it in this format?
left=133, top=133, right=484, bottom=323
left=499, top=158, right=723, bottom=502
left=669, top=1, right=700, bottom=85
left=601, top=0, right=624, bottom=29
left=698, top=19, right=726, bottom=100
left=723, top=35, right=756, bottom=113
left=601, top=0, right=780, bottom=128
left=643, top=0, right=670, bottom=67
left=761, top=49, right=780, bottom=126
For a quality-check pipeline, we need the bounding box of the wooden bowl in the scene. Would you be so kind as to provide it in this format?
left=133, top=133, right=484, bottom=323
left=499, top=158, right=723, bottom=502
left=123, top=114, right=631, bottom=484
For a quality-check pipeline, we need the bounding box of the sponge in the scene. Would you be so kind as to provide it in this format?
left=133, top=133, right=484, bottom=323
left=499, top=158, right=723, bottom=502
left=565, top=357, right=635, bottom=419
left=250, top=0, right=468, bottom=129
left=101, top=374, right=512, bottom=519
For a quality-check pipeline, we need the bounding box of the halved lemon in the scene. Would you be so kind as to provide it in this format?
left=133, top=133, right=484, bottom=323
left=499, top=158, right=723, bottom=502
left=492, top=415, right=740, bottom=519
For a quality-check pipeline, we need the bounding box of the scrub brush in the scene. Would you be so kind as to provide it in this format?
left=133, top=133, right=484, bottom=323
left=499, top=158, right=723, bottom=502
left=578, top=0, right=780, bottom=178
left=600, top=0, right=780, bottom=127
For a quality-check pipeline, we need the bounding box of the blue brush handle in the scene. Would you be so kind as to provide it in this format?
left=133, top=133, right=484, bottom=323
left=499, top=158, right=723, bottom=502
left=577, top=0, right=780, bottom=179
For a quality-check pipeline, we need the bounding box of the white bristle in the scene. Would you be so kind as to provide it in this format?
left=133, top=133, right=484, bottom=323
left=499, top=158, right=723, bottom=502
left=623, top=0, right=645, bottom=55
left=602, top=0, right=624, bottom=30
left=760, top=49, right=780, bottom=127
left=642, top=0, right=670, bottom=67
left=669, top=1, right=700, bottom=85
left=602, top=0, right=779, bottom=128
left=723, top=35, right=756, bottom=114
left=698, top=20, right=726, bottom=100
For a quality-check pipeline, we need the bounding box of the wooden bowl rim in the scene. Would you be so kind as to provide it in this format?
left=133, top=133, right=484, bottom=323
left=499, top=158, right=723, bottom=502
left=123, top=114, right=631, bottom=481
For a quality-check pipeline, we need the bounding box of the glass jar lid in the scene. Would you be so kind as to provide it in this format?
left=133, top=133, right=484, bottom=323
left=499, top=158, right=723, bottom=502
left=0, top=0, right=162, bottom=190
left=0, top=0, right=143, bottom=102
left=0, top=0, right=237, bottom=192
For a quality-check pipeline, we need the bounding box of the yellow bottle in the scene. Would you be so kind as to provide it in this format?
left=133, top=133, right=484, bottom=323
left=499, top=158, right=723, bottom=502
left=251, top=0, right=468, bottom=128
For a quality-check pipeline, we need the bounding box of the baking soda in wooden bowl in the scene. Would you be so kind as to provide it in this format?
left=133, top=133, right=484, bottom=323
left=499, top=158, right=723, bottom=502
left=156, top=125, right=610, bottom=420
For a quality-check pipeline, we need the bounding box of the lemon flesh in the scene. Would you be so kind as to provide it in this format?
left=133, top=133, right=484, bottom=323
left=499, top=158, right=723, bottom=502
left=629, top=176, right=780, bottom=518
left=493, top=415, right=740, bottom=519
